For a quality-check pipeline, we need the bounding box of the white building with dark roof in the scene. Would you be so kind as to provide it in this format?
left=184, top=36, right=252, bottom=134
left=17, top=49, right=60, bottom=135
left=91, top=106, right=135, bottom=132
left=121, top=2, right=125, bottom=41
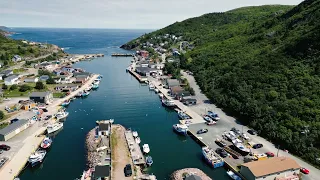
left=0, top=119, right=30, bottom=141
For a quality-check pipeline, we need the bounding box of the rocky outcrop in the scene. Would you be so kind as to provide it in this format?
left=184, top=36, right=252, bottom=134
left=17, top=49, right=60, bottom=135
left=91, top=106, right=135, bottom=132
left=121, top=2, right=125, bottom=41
left=85, top=127, right=101, bottom=168
left=171, top=168, right=212, bottom=180
left=120, top=43, right=138, bottom=50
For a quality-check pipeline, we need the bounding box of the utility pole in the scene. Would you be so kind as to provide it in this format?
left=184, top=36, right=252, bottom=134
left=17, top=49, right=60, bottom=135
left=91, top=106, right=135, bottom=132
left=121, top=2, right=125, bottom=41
left=277, top=145, right=280, bottom=157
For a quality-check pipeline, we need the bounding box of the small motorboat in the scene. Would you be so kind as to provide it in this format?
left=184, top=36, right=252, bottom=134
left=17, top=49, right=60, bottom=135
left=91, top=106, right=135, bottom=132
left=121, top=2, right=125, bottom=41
left=82, top=91, right=90, bottom=97
left=85, top=84, right=93, bottom=91
left=203, top=115, right=213, bottom=122
left=135, top=137, right=141, bottom=144
left=146, top=156, right=153, bottom=166
left=149, top=84, right=155, bottom=90
left=197, top=129, right=208, bottom=134
left=28, top=149, right=46, bottom=167
left=47, top=122, right=63, bottom=134
left=76, top=91, right=83, bottom=97
left=159, top=93, right=164, bottom=99
left=154, top=89, right=159, bottom=93
left=92, top=84, right=99, bottom=90
left=40, top=137, right=52, bottom=149
left=206, top=120, right=216, bottom=125
left=61, top=100, right=70, bottom=107
left=132, top=131, right=138, bottom=138
left=227, top=170, right=242, bottom=180
left=173, top=124, right=188, bottom=136
left=55, top=111, right=69, bottom=121
left=143, top=144, right=150, bottom=154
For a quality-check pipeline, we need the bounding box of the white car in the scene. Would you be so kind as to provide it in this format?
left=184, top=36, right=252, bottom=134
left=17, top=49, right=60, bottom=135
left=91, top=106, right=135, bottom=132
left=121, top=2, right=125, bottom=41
left=242, top=133, right=250, bottom=140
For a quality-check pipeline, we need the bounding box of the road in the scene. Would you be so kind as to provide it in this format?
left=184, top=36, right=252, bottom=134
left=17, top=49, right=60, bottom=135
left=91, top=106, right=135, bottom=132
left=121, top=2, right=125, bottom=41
left=181, top=70, right=318, bottom=180
left=5, top=53, right=53, bottom=71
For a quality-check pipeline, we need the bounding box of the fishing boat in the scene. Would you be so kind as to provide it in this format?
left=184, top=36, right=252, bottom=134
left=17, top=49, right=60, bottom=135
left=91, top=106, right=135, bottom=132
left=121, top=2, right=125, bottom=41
left=93, top=79, right=100, bottom=85
left=208, top=111, right=220, bottom=120
left=82, top=91, right=90, bottom=97
left=40, top=137, right=52, bottom=149
left=55, top=111, right=69, bottom=121
left=76, top=91, right=83, bottom=97
left=161, top=99, right=176, bottom=108
left=202, top=146, right=224, bottom=168
left=85, top=84, right=93, bottom=91
left=70, top=97, right=76, bottom=101
left=203, top=115, right=213, bottom=122
left=47, top=122, right=63, bottom=134
left=146, top=156, right=153, bottom=166
left=61, top=100, right=70, bottom=107
left=149, top=84, right=155, bottom=90
left=158, top=93, right=164, bottom=99
left=143, top=144, right=150, bottom=154
left=154, top=88, right=159, bottom=93
left=173, top=124, right=188, bottom=136
left=28, top=149, right=47, bottom=167
left=132, top=131, right=138, bottom=138
left=135, top=137, right=141, bottom=144
left=232, top=139, right=250, bottom=156
left=178, top=111, right=190, bottom=120
left=92, top=84, right=99, bottom=90
left=227, top=170, right=242, bottom=180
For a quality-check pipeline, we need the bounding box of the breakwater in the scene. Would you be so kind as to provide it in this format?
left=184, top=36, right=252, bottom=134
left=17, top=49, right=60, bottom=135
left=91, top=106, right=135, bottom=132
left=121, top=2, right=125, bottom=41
left=111, top=53, right=133, bottom=57
left=85, top=127, right=100, bottom=168
left=171, top=168, right=212, bottom=180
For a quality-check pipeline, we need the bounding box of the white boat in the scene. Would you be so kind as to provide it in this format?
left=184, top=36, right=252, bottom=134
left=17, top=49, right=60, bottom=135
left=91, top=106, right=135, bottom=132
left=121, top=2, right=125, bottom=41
left=55, top=111, right=69, bottom=121
left=85, top=84, right=93, bottom=91
left=135, top=137, right=141, bottom=144
left=40, top=137, right=52, bottom=149
left=162, top=99, right=176, bottom=107
left=28, top=149, right=46, bottom=167
left=159, top=93, right=164, bottom=99
left=202, top=146, right=224, bottom=168
left=132, top=131, right=138, bottom=138
left=146, top=156, right=153, bottom=166
left=143, top=144, right=150, bottom=154
left=173, top=124, right=188, bottom=136
left=149, top=84, right=155, bottom=90
left=47, top=122, right=63, bottom=134
left=227, top=170, right=242, bottom=180
left=154, top=88, right=159, bottom=93
left=232, top=139, right=250, bottom=155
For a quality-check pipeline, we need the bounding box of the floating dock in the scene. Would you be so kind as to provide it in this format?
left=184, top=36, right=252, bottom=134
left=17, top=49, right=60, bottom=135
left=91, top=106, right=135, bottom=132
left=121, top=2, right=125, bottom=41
left=124, top=130, right=146, bottom=165
left=111, top=53, right=133, bottom=57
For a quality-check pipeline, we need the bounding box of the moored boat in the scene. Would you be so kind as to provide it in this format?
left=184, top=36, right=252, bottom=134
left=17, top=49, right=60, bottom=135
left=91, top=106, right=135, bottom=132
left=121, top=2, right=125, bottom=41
left=47, top=122, right=63, bottom=134
left=28, top=149, right=47, bottom=167
left=55, top=111, right=69, bottom=121
left=76, top=91, right=83, bottom=97
left=82, top=91, right=90, bottom=97
left=85, top=84, right=93, bottom=91
left=173, top=124, right=188, bottom=136
left=149, top=84, right=155, bottom=90
left=135, top=137, right=141, bottom=144
left=40, top=137, right=52, bottom=149
left=132, top=131, right=138, bottom=138
left=146, top=156, right=153, bottom=166
left=178, top=111, right=190, bottom=120
left=154, top=88, right=159, bottom=93
left=161, top=99, right=176, bottom=108
left=61, top=100, right=70, bottom=107
left=227, top=170, right=242, bottom=180
left=202, top=146, right=224, bottom=168
left=158, top=93, right=164, bottom=99
left=92, top=84, right=99, bottom=89
left=143, top=144, right=150, bottom=154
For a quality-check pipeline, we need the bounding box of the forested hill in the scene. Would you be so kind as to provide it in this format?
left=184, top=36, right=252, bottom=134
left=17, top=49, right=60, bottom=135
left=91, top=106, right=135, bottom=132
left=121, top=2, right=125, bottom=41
left=123, top=0, right=320, bottom=167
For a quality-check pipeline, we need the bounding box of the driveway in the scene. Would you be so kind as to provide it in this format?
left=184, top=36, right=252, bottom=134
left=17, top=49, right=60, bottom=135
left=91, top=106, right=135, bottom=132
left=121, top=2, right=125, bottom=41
left=181, top=70, right=319, bottom=180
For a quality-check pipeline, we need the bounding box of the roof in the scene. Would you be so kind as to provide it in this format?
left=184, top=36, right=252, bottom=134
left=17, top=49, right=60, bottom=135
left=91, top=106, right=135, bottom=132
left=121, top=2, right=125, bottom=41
left=73, top=72, right=91, bottom=77
left=0, top=119, right=29, bottom=136
left=39, top=75, right=50, bottom=79
left=30, top=91, right=51, bottom=98
left=171, top=86, right=183, bottom=93
left=166, top=79, right=180, bottom=87
left=1, top=70, right=13, bottom=75
left=4, top=75, right=19, bottom=81
left=99, top=123, right=109, bottom=131
left=75, top=75, right=89, bottom=79
left=185, top=175, right=202, bottom=180
left=182, top=98, right=197, bottom=102
left=136, top=67, right=157, bottom=73
left=94, top=165, right=110, bottom=178
left=241, top=157, right=300, bottom=177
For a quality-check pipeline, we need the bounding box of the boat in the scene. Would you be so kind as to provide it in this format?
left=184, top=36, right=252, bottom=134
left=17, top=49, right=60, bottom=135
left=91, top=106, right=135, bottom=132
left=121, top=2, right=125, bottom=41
left=161, top=99, right=176, bottom=107
left=76, top=91, right=83, bottom=97
left=197, top=129, right=208, bottom=134
left=227, top=170, right=242, bottom=180
left=132, top=131, right=138, bottom=138
left=202, top=146, right=224, bottom=168
left=40, top=137, right=52, bottom=149
left=85, top=84, right=93, bottom=91
left=70, top=97, right=76, bottom=101
left=55, top=111, right=69, bottom=121
left=92, top=84, right=99, bottom=89
left=154, top=89, right=159, bottom=93
left=61, top=100, right=70, bottom=107
left=158, top=93, right=164, bottom=99
left=208, top=111, right=220, bottom=120
left=82, top=91, right=90, bottom=97
left=146, top=156, right=153, bottom=166
left=28, top=149, right=47, bottom=167
left=178, top=111, right=190, bottom=120
left=206, top=120, right=217, bottom=125
left=203, top=115, right=213, bottom=122
left=93, top=79, right=100, bottom=85
left=47, top=122, right=63, bottom=134
left=143, top=144, right=150, bottom=154
left=149, top=84, right=155, bottom=90
left=135, top=137, right=141, bottom=144
left=173, top=124, right=188, bottom=136
left=232, top=139, right=250, bottom=155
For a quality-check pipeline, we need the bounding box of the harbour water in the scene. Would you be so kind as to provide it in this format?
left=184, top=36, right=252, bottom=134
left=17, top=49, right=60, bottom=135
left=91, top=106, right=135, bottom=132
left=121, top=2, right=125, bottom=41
left=12, top=28, right=229, bottom=180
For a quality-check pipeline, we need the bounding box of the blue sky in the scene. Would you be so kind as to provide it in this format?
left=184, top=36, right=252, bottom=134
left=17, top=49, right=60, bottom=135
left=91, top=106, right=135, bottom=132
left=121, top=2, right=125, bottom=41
left=0, top=0, right=303, bottom=29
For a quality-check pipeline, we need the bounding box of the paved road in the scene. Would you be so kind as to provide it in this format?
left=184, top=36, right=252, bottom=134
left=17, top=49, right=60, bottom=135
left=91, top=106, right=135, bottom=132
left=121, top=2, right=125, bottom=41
left=181, top=70, right=319, bottom=180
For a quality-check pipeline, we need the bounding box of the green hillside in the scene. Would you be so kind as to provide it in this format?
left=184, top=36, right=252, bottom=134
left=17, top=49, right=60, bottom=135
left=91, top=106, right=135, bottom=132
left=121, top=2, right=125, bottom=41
left=123, top=0, right=320, bottom=167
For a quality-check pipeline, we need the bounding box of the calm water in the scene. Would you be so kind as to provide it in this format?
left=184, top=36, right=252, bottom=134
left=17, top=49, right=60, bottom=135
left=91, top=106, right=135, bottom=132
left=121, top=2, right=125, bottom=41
left=11, top=28, right=229, bottom=180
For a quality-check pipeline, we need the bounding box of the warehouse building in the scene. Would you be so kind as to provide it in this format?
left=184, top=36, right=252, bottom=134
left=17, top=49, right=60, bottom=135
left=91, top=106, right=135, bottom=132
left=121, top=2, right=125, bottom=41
left=30, top=91, right=53, bottom=104
left=0, top=119, right=30, bottom=141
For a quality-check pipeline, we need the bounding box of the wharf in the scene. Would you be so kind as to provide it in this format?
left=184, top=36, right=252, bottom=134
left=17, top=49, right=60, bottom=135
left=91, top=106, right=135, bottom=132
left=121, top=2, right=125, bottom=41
left=111, top=53, right=133, bottom=57
left=124, top=130, right=146, bottom=165
left=127, top=68, right=148, bottom=83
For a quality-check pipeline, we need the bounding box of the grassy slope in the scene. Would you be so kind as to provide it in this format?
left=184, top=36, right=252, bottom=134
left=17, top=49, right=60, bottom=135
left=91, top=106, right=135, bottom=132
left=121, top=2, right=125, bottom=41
left=124, top=0, right=320, bottom=167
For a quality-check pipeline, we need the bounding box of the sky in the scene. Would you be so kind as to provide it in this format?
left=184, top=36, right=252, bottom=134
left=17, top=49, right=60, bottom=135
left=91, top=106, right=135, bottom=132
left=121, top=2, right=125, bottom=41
left=0, top=0, right=303, bottom=29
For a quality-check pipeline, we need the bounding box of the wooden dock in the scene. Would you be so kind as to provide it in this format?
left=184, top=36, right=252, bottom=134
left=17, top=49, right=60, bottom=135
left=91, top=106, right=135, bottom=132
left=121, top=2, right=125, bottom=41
left=127, top=68, right=148, bottom=83
left=124, top=130, right=146, bottom=165
left=111, top=53, right=133, bottom=57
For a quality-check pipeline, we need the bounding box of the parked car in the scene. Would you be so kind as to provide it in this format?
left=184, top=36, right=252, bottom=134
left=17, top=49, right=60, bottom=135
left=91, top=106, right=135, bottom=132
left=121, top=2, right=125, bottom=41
left=215, top=139, right=227, bottom=147
left=197, top=129, right=208, bottom=134
left=253, top=143, right=263, bottom=149
left=124, top=164, right=132, bottom=177
left=45, top=115, right=52, bottom=120
left=247, top=129, right=257, bottom=135
left=215, top=148, right=228, bottom=158
left=0, top=144, right=11, bottom=151
left=300, top=167, right=310, bottom=174
left=265, top=152, right=275, bottom=157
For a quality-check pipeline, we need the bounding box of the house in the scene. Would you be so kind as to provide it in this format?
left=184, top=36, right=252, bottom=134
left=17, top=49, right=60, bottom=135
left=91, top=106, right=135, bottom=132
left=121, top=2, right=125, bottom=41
left=240, top=157, right=300, bottom=180
left=19, top=100, right=36, bottom=110
left=92, top=165, right=110, bottom=180
left=98, top=123, right=110, bottom=136
left=61, top=66, right=75, bottom=73
left=166, top=79, right=180, bottom=88
left=136, top=60, right=149, bottom=68
left=73, top=72, right=91, bottom=77
left=0, top=119, right=30, bottom=141
left=185, top=175, right=202, bottom=180
left=139, top=50, right=149, bottom=58
left=12, top=55, right=22, bottom=62
left=75, top=75, right=89, bottom=84
left=135, top=67, right=158, bottom=76
left=1, top=70, right=13, bottom=77
left=55, top=84, right=79, bottom=92
left=148, top=62, right=156, bottom=68
left=24, top=77, right=39, bottom=83
left=38, top=62, right=53, bottom=70
left=53, top=77, right=62, bottom=84
left=170, top=86, right=183, bottom=96
left=59, top=75, right=73, bottom=84
left=174, top=91, right=191, bottom=100
left=39, top=75, right=50, bottom=82
left=4, top=75, right=20, bottom=85
left=30, top=91, right=53, bottom=104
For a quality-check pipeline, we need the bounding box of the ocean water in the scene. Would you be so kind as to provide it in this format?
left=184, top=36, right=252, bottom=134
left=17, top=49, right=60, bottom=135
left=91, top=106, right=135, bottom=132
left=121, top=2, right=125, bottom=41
left=11, top=28, right=228, bottom=180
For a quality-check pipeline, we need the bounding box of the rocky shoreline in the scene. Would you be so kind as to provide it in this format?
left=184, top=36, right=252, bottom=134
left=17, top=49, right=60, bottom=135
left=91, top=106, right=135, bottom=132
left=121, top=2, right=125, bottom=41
left=85, top=127, right=101, bottom=168
left=171, top=168, right=212, bottom=180
left=120, top=43, right=138, bottom=50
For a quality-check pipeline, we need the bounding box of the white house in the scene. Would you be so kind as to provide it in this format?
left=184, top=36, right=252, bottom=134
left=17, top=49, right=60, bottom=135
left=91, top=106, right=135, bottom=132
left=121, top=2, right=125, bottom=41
left=98, top=123, right=110, bottom=136
left=24, top=77, right=39, bottom=83
left=4, top=75, right=20, bottom=85
left=12, top=55, right=22, bottom=62
left=54, top=77, right=62, bottom=84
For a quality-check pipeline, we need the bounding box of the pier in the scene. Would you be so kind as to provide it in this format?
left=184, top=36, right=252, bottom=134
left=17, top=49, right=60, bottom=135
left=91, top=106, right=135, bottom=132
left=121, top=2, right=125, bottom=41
left=111, top=53, right=133, bottom=57
left=127, top=68, right=148, bottom=83
left=124, top=130, right=146, bottom=165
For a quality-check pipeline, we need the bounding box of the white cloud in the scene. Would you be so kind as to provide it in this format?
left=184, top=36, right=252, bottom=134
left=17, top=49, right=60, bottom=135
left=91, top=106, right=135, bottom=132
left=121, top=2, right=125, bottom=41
left=0, top=0, right=303, bottom=29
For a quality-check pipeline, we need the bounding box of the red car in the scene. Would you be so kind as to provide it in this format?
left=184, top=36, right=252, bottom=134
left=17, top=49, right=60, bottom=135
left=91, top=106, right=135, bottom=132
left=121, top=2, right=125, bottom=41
left=300, top=167, right=310, bottom=174
left=0, top=144, right=11, bottom=151
left=265, top=152, right=275, bottom=157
